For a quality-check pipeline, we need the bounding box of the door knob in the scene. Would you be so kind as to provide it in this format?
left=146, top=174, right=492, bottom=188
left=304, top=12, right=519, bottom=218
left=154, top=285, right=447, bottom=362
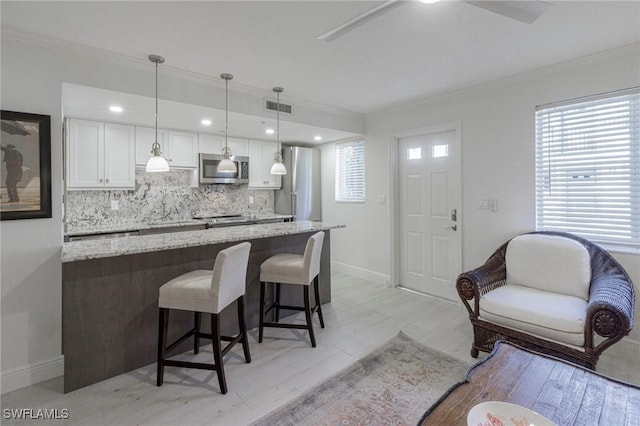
left=445, top=225, right=457, bottom=231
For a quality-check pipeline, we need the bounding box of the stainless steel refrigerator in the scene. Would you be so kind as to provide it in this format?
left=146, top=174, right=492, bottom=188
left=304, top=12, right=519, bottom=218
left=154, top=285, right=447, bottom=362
left=274, top=145, right=321, bottom=221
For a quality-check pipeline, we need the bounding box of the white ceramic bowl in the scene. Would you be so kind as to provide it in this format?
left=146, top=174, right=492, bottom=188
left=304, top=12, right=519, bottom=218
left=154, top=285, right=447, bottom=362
left=467, top=401, right=556, bottom=426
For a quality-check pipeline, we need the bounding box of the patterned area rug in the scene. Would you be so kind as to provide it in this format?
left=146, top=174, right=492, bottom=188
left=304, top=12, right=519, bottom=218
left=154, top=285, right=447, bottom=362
left=253, top=332, right=469, bottom=426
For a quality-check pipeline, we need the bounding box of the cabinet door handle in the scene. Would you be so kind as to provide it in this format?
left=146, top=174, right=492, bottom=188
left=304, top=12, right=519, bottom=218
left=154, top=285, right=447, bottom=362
left=106, top=179, right=110, bottom=183
left=99, top=179, right=103, bottom=183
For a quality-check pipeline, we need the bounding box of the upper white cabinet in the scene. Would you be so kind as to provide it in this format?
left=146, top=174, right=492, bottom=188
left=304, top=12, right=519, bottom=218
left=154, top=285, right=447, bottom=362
left=199, top=134, right=249, bottom=157
left=135, top=127, right=197, bottom=169
left=135, top=126, right=168, bottom=167
left=67, top=119, right=135, bottom=190
left=198, top=133, right=223, bottom=155
left=249, top=140, right=281, bottom=189
left=167, top=131, right=197, bottom=168
left=227, top=137, right=249, bottom=157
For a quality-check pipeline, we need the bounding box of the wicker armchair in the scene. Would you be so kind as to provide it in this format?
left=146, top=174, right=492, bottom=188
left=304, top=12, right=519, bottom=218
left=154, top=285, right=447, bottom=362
left=457, top=231, right=635, bottom=369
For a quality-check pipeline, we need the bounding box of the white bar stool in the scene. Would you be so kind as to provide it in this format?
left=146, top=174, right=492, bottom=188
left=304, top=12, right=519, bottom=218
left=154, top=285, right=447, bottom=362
left=258, top=231, right=325, bottom=347
left=157, top=242, right=251, bottom=394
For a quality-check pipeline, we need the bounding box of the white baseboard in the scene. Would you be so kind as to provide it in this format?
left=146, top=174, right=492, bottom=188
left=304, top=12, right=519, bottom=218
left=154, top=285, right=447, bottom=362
left=1, top=356, right=64, bottom=394
left=331, top=261, right=390, bottom=286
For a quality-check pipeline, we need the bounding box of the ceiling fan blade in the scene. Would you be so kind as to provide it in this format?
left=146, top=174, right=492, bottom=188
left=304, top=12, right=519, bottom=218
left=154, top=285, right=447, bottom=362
left=317, top=0, right=403, bottom=42
left=465, top=1, right=553, bottom=24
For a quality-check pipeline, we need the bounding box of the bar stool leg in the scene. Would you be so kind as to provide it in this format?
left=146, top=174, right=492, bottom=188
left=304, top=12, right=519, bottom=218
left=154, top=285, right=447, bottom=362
left=238, top=296, right=251, bottom=363
left=274, top=282, right=281, bottom=322
left=259, top=281, right=266, bottom=343
left=193, top=312, right=201, bottom=354
left=303, top=287, right=316, bottom=348
left=313, top=276, right=325, bottom=328
left=211, top=313, right=227, bottom=394
left=157, top=308, right=169, bottom=386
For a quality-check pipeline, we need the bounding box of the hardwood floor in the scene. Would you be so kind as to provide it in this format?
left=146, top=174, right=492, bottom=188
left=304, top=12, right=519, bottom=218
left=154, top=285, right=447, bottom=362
left=2, top=269, right=638, bottom=425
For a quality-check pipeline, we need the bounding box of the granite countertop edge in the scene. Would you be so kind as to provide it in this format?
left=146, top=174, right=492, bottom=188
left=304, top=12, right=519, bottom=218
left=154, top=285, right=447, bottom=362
left=64, top=213, right=294, bottom=237
left=62, top=221, right=345, bottom=263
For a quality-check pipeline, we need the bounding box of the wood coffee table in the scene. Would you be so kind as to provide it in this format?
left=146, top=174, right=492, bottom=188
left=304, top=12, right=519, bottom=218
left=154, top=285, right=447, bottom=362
left=419, top=341, right=640, bottom=425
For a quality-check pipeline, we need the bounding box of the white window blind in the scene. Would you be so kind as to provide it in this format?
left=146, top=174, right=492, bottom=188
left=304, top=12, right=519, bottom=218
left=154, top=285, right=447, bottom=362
left=535, top=88, right=640, bottom=251
left=335, top=140, right=365, bottom=203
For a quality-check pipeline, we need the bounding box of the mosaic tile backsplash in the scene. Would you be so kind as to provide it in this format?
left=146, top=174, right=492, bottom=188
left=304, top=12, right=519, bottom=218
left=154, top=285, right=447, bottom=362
left=65, top=169, right=274, bottom=226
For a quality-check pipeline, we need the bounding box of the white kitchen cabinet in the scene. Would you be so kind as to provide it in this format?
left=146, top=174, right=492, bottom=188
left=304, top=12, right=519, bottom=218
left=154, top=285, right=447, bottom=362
left=136, top=127, right=196, bottom=169
left=198, top=133, right=223, bottom=155
left=167, top=131, right=197, bottom=168
left=135, top=126, right=168, bottom=167
left=67, top=119, right=135, bottom=190
left=227, top=137, right=249, bottom=157
left=199, top=134, right=249, bottom=157
left=249, top=139, right=281, bottom=189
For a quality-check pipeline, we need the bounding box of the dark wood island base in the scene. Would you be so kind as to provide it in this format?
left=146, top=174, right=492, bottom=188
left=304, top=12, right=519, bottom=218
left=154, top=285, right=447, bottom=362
left=62, top=231, right=331, bottom=393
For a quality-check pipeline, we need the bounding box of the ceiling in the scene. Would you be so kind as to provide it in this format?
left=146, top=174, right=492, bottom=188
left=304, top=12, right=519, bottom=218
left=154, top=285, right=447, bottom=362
left=3, top=1, right=640, bottom=127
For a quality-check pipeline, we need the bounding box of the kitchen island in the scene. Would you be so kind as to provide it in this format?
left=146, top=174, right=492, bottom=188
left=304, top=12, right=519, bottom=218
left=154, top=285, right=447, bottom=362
left=62, top=221, right=343, bottom=392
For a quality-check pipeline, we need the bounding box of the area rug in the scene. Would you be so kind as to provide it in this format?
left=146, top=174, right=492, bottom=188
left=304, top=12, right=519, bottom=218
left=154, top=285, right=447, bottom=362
left=253, top=332, right=469, bottom=426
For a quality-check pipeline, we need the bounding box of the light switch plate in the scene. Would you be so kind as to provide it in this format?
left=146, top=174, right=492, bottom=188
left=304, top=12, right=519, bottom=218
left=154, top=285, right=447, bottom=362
left=489, top=198, right=498, bottom=212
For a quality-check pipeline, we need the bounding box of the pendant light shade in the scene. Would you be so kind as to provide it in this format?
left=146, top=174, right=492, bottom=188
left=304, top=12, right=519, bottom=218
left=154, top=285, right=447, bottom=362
left=218, top=73, right=237, bottom=174
left=146, top=54, right=170, bottom=173
left=270, top=159, right=287, bottom=175
left=270, top=87, right=287, bottom=175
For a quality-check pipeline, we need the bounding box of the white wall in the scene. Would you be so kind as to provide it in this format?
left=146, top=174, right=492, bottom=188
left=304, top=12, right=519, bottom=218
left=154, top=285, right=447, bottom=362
left=0, top=33, right=363, bottom=393
left=322, top=44, right=640, bottom=340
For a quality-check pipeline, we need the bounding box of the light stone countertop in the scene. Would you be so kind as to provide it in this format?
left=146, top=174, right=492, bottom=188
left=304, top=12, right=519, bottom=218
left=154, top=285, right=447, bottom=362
left=64, top=213, right=293, bottom=237
left=62, top=220, right=343, bottom=263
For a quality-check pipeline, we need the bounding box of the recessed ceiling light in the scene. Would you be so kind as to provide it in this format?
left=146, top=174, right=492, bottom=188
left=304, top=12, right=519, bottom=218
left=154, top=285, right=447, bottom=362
left=109, top=105, right=123, bottom=113
left=419, top=0, right=440, bottom=3
left=201, top=119, right=212, bottom=126
left=314, top=135, right=322, bottom=141
left=265, top=128, right=275, bottom=135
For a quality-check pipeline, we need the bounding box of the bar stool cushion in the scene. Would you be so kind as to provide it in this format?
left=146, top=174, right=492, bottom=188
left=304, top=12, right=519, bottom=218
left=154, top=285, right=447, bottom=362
left=159, top=242, right=251, bottom=314
left=260, top=232, right=325, bottom=285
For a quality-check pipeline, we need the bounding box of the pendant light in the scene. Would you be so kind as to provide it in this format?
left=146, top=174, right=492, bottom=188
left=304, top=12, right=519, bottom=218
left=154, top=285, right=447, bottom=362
left=218, top=73, right=237, bottom=173
left=270, top=87, right=287, bottom=175
left=145, top=54, right=170, bottom=173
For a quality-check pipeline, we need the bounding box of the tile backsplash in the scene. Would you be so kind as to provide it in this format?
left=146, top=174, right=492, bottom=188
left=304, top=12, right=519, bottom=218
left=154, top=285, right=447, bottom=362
left=65, top=169, right=273, bottom=226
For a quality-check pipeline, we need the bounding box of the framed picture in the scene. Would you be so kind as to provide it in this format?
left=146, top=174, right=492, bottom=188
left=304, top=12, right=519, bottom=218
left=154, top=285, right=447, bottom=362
left=1, top=110, right=52, bottom=220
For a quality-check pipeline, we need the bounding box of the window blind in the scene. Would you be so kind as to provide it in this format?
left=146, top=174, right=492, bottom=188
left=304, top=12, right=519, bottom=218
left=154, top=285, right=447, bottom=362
left=335, top=140, right=365, bottom=203
left=535, top=88, right=640, bottom=250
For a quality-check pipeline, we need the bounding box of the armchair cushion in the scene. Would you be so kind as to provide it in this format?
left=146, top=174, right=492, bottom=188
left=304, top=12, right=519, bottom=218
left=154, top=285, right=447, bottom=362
left=506, top=234, right=591, bottom=300
left=480, top=284, right=587, bottom=346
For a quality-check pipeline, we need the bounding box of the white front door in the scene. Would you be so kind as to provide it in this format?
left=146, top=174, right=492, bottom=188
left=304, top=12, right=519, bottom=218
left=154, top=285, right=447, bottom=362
left=398, top=128, right=460, bottom=301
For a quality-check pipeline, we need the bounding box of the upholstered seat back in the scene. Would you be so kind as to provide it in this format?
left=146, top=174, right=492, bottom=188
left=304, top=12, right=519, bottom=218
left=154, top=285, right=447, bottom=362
left=304, top=231, right=325, bottom=282
left=506, top=234, right=591, bottom=300
left=211, top=242, right=252, bottom=313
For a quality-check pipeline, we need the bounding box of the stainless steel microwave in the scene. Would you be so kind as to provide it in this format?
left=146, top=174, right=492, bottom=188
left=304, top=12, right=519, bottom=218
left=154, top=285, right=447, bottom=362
left=199, top=153, right=249, bottom=185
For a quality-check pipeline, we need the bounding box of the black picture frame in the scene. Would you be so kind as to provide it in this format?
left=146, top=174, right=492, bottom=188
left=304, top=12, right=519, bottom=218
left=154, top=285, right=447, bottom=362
left=1, top=110, right=52, bottom=220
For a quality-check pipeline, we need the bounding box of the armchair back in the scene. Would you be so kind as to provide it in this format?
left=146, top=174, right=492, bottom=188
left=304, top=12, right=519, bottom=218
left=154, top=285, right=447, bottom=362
left=506, top=234, right=591, bottom=299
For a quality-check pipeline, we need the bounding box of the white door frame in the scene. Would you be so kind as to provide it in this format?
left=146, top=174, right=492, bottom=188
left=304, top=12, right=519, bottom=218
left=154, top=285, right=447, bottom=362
left=388, top=121, right=463, bottom=293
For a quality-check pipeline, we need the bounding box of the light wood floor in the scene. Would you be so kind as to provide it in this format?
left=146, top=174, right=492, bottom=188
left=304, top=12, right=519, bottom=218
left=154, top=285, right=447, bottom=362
left=2, top=270, right=638, bottom=425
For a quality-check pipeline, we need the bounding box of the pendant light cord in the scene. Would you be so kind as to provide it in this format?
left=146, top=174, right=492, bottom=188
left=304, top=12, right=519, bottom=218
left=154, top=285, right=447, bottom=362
left=154, top=59, right=159, bottom=151
left=225, top=76, right=229, bottom=150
